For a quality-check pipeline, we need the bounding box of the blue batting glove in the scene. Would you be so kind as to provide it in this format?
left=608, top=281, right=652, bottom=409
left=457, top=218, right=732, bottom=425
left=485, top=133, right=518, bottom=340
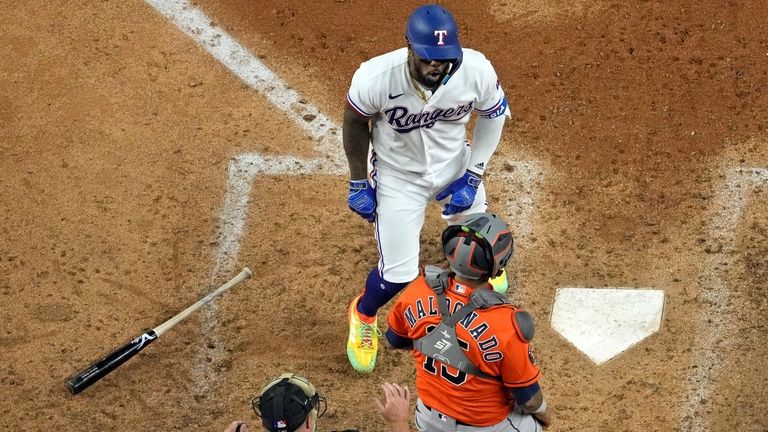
left=435, top=171, right=482, bottom=215
left=348, top=180, right=376, bottom=222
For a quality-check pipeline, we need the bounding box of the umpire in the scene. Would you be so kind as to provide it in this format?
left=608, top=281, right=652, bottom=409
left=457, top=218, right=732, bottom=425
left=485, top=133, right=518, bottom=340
left=223, top=373, right=411, bottom=432
left=386, top=213, right=553, bottom=431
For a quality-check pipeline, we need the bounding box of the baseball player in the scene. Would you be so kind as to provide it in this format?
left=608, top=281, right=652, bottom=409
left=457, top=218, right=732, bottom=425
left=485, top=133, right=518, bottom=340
left=344, top=4, right=511, bottom=373
left=386, top=213, right=553, bottom=431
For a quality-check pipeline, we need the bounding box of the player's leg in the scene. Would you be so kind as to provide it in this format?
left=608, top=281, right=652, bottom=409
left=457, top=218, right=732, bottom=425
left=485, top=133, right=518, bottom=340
left=358, top=176, right=427, bottom=312
left=494, top=410, right=542, bottom=432
left=415, top=399, right=541, bottom=432
left=347, top=170, right=430, bottom=373
left=414, top=399, right=459, bottom=432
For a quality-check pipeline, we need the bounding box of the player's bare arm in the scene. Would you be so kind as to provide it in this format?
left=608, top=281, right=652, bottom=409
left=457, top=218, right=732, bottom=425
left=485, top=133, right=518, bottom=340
left=343, top=104, right=372, bottom=180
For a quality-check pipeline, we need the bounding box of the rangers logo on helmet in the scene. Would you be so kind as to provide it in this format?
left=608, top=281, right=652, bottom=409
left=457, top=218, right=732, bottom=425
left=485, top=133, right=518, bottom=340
left=405, top=4, right=462, bottom=61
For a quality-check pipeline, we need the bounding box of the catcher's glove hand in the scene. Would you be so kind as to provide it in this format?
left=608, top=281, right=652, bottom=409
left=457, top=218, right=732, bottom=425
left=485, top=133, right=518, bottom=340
left=348, top=179, right=376, bottom=222
left=435, top=170, right=481, bottom=215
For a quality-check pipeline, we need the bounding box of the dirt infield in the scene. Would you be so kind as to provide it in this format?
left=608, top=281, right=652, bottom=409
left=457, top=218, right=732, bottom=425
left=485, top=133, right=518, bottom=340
left=1, top=1, right=766, bottom=431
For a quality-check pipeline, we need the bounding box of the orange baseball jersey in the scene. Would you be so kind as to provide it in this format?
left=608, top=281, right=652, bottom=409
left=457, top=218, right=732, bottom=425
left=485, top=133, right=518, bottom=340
left=387, top=275, right=540, bottom=426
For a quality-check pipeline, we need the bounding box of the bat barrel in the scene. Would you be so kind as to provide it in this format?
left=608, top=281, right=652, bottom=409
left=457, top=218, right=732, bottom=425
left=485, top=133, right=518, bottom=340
left=66, top=330, right=157, bottom=395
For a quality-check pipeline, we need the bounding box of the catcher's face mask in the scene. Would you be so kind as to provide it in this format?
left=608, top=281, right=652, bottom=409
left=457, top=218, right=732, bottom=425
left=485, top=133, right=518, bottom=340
left=252, top=373, right=327, bottom=432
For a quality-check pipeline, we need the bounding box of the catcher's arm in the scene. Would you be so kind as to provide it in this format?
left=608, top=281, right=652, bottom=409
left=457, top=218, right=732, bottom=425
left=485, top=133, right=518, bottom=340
left=385, top=328, right=413, bottom=349
left=519, top=389, right=552, bottom=429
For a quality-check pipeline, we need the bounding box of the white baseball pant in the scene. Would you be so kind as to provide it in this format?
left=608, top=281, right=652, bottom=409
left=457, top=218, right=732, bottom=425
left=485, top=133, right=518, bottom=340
left=371, top=145, right=488, bottom=283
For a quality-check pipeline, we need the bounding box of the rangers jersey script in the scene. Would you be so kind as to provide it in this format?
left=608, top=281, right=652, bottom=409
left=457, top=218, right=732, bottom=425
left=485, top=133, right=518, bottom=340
left=346, top=48, right=509, bottom=176
left=387, top=276, right=541, bottom=426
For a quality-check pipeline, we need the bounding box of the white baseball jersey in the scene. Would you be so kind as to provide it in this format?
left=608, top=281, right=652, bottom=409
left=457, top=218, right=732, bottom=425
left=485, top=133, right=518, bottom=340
left=346, top=47, right=509, bottom=177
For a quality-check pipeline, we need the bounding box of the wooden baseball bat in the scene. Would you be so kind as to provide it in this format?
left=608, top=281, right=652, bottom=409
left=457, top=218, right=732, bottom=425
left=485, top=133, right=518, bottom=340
left=66, top=267, right=252, bottom=395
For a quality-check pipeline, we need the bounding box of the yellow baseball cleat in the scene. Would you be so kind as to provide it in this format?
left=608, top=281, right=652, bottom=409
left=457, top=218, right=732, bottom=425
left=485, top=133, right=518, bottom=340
left=346, top=295, right=381, bottom=373
left=489, top=268, right=509, bottom=294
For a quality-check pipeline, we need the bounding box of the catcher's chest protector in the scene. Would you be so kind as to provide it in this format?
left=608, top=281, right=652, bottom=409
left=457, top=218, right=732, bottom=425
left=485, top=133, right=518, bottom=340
left=414, top=267, right=510, bottom=380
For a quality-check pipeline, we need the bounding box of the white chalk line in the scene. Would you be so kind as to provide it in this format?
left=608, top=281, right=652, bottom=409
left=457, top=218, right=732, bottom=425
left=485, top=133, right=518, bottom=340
left=144, top=0, right=541, bottom=405
left=142, top=0, right=344, bottom=401
left=144, top=0, right=346, bottom=168
left=681, top=167, right=767, bottom=431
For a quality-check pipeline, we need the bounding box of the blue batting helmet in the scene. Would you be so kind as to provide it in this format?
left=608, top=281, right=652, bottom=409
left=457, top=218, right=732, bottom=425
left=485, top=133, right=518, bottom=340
left=405, top=4, right=462, bottom=61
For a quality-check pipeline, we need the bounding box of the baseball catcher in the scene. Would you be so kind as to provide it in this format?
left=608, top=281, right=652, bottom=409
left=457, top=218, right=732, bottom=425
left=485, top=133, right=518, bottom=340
left=386, top=213, right=553, bottom=431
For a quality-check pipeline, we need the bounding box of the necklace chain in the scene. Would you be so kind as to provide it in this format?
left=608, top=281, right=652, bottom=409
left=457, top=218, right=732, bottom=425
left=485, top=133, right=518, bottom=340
left=409, top=73, right=429, bottom=103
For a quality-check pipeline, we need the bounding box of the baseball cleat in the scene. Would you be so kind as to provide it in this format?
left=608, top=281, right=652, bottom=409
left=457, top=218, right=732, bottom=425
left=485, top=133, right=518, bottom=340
left=346, top=295, right=381, bottom=373
left=489, top=268, right=509, bottom=294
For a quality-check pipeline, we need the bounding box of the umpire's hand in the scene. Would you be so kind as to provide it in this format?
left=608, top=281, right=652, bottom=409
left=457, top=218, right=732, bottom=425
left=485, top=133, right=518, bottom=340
left=374, top=382, right=412, bottom=432
left=223, top=421, right=248, bottom=432
left=348, top=179, right=377, bottom=222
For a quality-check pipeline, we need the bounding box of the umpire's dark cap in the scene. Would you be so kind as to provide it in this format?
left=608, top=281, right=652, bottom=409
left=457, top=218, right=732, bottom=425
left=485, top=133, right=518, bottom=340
left=252, top=373, right=327, bottom=432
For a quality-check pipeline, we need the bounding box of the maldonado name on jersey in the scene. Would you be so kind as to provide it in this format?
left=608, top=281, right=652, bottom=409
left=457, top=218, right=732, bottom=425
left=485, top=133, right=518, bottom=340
left=384, top=102, right=474, bottom=133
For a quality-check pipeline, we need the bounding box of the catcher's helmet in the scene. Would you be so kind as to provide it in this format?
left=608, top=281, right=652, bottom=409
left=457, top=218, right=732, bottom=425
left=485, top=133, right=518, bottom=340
left=442, top=213, right=514, bottom=281
left=252, top=373, right=327, bottom=432
left=405, top=4, right=462, bottom=61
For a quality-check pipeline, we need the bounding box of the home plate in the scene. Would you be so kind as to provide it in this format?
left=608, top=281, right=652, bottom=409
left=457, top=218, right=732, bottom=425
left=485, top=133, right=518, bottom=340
left=550, top=288, right=665, bottom=365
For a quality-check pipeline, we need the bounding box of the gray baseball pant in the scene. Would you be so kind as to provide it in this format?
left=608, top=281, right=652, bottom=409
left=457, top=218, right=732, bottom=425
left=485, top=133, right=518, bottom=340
left=415, top=398, right=542, bottom=432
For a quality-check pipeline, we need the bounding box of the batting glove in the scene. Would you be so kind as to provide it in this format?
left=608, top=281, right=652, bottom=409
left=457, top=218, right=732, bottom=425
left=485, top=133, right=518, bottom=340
left=348, top=179, right=376, bottom=223
left=435, top=170, right=482, bottom=215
